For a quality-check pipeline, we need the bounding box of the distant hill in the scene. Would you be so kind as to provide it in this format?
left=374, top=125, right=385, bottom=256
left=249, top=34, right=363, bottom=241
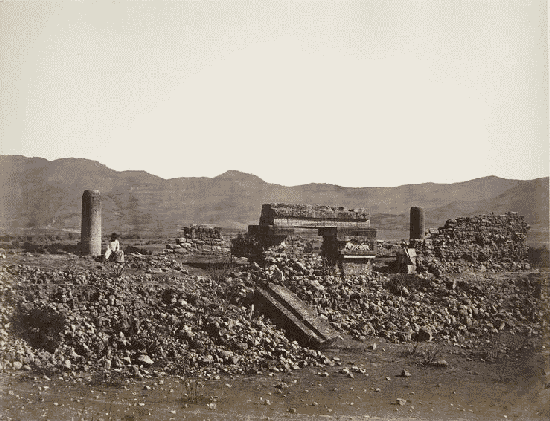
left=0, top=155, right=547, bottom=242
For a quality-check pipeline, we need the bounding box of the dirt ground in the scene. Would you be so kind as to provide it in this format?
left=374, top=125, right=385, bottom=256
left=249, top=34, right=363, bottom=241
left=1, top=335, right=548, bottom=421
left=1, top=252, right=549, bottom=421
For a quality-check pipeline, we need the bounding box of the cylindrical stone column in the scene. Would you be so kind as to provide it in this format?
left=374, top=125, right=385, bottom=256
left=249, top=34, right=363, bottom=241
left=81, top=190, right=102, bottom=256
left=410, top=206, right=425, bottom=240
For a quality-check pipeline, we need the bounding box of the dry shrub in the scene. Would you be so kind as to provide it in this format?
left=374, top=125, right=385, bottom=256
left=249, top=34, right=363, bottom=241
left=527, top=245, right=549, bottom=268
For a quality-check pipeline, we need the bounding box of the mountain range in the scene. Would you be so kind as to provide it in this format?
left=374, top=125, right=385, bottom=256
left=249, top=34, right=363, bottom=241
left=0, top=155, right=548, bottom=242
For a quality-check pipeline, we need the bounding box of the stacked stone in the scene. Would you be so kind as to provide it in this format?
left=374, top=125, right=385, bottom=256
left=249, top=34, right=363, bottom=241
left=181, top=225, right=222, bottom=240
left=164, top=225, right=228, bottom=255
left=165, top=238, right=229, bottom=255
left=260, top=204, right=369, bottom=224
left=413, top=212, right=531, bottom=274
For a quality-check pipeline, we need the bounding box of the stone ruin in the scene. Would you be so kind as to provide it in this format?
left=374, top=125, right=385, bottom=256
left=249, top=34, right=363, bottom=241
left=243, top=204, right=376, bottom=346
left=180, top=224, right=222, bottom=240
left=403, top=211, right=531, bottom=275
left=165, top=224, right=228, bottom=255
left=247, top=203, right=377, bottom=273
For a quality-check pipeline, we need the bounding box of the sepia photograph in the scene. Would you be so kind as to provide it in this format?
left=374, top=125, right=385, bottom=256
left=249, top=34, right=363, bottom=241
left=0, top=1, right=548, bottom=419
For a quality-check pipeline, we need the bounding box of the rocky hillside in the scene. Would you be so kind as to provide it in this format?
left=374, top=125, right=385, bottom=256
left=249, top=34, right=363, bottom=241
left=0, top=155, right=547, bottom=239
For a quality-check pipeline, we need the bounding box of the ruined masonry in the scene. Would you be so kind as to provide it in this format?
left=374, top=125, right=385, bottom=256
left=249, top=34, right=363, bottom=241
left=249, top=203, right=377, bottom=270
left=249, top=204, right=375, bottom=346
left=412, top=212, right=531, bottom=274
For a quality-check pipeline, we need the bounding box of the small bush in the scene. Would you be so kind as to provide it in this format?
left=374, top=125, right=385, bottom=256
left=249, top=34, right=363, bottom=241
left=405, top=342, right=445, bottom=366
left=230, top=234, right=264, bottom=263
left=418, top=344, right=443, bottom=366
left=527, top=245, right=549, bottom=268
left=14, top=303, right=67, bottom=353
left=182, top=379, right=207, bottom=404
left=206, top=260, right=233, bottom=284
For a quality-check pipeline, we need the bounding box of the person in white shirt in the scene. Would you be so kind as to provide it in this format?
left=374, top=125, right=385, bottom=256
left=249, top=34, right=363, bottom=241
left=104, top=233, right=122, bottom=262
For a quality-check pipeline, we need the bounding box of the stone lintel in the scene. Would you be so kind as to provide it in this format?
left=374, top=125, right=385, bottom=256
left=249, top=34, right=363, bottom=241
left=260, top=203, right=370, bottom=225
left=269, top=219, right=371, bottom=229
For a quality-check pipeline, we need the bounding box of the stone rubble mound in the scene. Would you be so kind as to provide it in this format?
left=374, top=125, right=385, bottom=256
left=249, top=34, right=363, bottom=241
left=0, top=212, right=545, bottom=380
left=124, top=254, right=189, bottom=274
left=251, top=244, right=545, bottom=345
left=0, top=260, right=333, bottom=379
left=413, top=212, right=531, bottom=274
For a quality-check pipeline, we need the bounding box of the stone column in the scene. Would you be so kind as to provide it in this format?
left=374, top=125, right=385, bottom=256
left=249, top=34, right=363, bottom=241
left=410, top=206, right=425, bottom=240
left=81, top=190, right=102, bottom=256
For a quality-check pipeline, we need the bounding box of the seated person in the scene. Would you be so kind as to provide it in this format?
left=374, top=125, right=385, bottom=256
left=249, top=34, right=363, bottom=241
left=104, top=233, right=124, bottom=262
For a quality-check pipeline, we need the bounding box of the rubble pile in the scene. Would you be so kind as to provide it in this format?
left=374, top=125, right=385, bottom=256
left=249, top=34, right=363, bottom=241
left=413, top=213, right=531, bottom=274
left=0, top=261, right=333, bottom=379
left=250, top=245, right=545, bottom=345
left=0, top=214, right=545, bottom=380
left=275, top=238, right=315, bottom=257
left=260, top=204, right=369, bottom=223
left=124, top=254, right=189, bottom=274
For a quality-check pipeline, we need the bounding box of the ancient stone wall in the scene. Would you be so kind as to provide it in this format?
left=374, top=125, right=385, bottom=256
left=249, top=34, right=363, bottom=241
left=181, top=225, right=222, bottom=240
left=162, top=225, right=228, bottom=255
left=413, top=212, right=531, bottom=274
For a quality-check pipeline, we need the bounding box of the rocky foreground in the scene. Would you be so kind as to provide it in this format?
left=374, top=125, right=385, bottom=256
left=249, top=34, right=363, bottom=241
left=254, top=245, right=547, bottom=345
left=0, top=244, right=547, bottom=381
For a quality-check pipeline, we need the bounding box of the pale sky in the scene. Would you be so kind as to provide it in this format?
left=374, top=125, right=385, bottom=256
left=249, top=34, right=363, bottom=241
left=1, top=1, right=548, bottom=187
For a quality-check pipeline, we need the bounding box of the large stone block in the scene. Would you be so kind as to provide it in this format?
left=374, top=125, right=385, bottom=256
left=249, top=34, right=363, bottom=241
left=254, top=283, right=338, bottom=348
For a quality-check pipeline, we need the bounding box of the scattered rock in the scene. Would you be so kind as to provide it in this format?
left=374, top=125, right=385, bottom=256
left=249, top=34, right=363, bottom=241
left=137, top=355, right=154, bottom=366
